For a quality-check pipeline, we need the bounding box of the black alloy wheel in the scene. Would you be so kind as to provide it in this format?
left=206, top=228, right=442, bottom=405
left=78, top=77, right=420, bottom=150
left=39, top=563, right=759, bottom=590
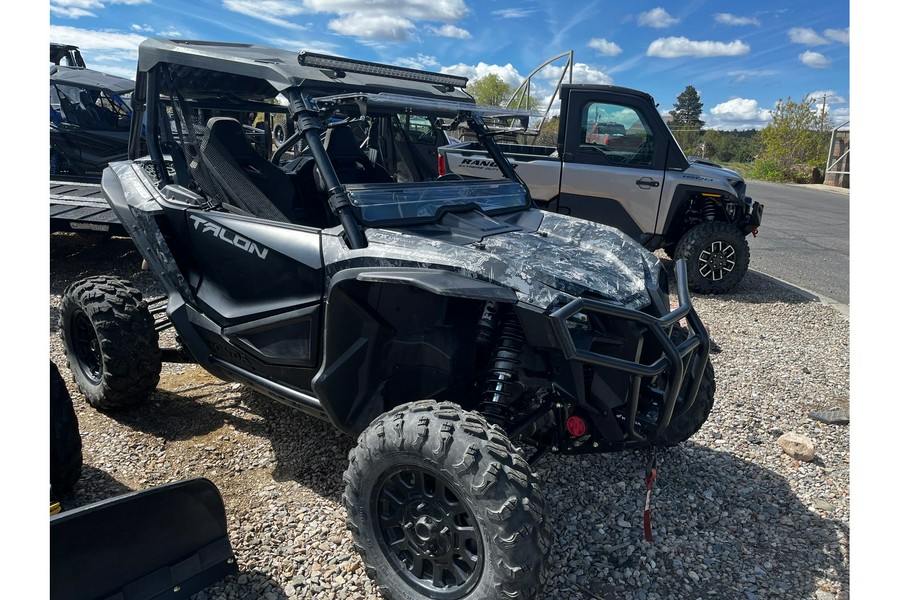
left=374, top=466, right=483, bottom=597
left=68, top=308, right=103, bottom=385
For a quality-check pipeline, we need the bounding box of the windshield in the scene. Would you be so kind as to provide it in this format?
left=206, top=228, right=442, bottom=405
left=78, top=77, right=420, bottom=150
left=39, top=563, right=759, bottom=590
left=346, top=179, right=528, bottom=225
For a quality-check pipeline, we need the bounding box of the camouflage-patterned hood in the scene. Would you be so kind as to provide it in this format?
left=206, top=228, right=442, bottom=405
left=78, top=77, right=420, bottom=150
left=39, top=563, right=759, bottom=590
left=323, top=211, right=662, bottom=310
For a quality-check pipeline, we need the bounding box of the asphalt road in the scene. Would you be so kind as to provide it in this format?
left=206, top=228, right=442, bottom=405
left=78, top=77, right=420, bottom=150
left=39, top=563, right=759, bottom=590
left=742, top=180, right=849, bottom=307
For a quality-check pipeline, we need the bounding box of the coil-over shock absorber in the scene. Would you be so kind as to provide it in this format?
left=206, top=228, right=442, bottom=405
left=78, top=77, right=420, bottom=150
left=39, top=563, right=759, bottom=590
left=702, top=196, right=718, bottom=220
left=479, top=308, right=526, bottom=427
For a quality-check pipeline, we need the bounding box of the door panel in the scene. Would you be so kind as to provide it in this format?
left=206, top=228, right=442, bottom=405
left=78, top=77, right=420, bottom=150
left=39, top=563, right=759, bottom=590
left=560, top=92, right=667, bottom=238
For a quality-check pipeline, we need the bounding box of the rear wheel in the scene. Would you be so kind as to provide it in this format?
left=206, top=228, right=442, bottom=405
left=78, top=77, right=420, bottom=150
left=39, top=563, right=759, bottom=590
left=675, top=221, right=750, bottom=294
left=59, top=276, right=161, bottom=410
left=273, top=123, right=286, bottom=145
left=343, top=400, right=552, bottom=600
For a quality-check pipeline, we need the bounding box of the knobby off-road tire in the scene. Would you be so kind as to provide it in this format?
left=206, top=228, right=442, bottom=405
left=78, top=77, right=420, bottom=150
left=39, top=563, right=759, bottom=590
left=654, top=327, right=716, bottom=447
left=343, top=400, right=552, bottom=600
left=59, top=276, right=161, bottom=410
left=50, top=361, right=83, bottom=499
left=675, top=221, right=750, bottom=294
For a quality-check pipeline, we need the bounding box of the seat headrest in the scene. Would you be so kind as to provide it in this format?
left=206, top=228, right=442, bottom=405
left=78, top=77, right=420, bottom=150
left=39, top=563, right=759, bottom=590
left=323, top=124, right=363, bottom=159
left=205, top=117, right=257, bottom=160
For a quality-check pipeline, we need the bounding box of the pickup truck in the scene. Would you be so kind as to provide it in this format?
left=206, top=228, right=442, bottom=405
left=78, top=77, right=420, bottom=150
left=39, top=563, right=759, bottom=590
left=439, top=84, right=764, bottom=294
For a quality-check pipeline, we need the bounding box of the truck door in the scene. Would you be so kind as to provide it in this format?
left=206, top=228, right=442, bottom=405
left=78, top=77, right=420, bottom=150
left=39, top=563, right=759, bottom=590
left=559, top=91, right=668, bottom=243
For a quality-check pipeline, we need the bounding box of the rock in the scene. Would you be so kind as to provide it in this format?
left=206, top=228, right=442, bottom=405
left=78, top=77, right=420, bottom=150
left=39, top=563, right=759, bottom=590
left=777, top=432, right=815, bottom=461
left=813, top=499, right=836, bottom=512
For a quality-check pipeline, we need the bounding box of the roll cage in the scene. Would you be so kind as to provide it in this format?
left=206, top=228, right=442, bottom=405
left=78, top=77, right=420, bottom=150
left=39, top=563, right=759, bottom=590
left=129, top=38, right=539, bottom=250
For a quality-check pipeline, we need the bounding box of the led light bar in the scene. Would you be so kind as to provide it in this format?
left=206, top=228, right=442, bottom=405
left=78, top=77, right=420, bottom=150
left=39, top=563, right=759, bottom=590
left=298, top=51, right=469, bottom=89
left=315, top=93, right=543, bottom=120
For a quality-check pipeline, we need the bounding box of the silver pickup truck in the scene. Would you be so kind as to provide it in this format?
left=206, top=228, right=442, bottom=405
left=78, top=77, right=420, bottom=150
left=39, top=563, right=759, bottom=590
left=439, top=84, right=764, bottom=294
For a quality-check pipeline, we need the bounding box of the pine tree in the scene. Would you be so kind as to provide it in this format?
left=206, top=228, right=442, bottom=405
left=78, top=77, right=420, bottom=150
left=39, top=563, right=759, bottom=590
left=669, top=85, right=705, bottom=154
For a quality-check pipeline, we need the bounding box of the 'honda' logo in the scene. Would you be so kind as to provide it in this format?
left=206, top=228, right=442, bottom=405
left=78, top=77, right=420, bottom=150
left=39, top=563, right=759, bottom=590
left=189, top=215, right=269, bottom=259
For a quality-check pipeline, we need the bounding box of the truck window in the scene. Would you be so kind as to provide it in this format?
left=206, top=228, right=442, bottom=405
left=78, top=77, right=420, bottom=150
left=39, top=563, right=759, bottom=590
left=581, top=102, right=654, bottom=168
left=396, top=114, right=437, bottom=145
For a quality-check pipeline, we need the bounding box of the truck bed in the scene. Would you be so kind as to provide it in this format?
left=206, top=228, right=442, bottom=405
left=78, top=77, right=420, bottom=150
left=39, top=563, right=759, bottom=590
left=50, top=180, right=126, bottom=236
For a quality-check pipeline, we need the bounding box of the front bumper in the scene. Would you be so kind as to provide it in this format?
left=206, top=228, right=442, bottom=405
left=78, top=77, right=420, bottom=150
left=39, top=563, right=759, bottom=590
left=741, top=197, right=764, bottom=235
left=548, top=260, right=710, bottom=448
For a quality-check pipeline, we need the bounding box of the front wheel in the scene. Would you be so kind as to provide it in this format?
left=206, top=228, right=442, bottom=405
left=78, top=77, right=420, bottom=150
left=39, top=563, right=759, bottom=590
left=50, top=361, right=83, bottom=500
left=653, top=328, right=716, bottom=447
left=343, top=400, right=552, bottom=600
left=59, top=276, right=161, bottom=410
left=674, top=221, right=750, bottom=294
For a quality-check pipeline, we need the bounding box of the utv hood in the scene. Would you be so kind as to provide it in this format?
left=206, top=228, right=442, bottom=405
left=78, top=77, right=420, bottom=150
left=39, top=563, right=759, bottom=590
left=684, top=158, right=747, bottom=199
left=323, top=210, right=662, bottom=311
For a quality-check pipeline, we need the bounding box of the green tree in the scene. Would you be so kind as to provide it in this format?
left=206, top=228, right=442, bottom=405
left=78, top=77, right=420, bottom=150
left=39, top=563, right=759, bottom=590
left=757, top=96, right=832, bottom=182
left=669, top=85, right=705, bottom=154
left=467, top=73, right=513, bottom=106
left=535, top=115, right=559, bottom=146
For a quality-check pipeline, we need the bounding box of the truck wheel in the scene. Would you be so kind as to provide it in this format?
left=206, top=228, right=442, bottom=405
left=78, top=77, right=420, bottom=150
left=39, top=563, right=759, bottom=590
left=50, top=361, right=83, bottom=500
left=59, top=276, right=161, bottom=410
left=343, top=400, right=552, bottom=600
left=675, top=221, right=750, bottom=294
left=654, top=328, right=716, bottom=447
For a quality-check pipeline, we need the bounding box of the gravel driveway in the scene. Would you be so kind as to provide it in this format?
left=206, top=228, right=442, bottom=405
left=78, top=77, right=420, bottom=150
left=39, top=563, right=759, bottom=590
left=49, top=232, right=850, bottom=600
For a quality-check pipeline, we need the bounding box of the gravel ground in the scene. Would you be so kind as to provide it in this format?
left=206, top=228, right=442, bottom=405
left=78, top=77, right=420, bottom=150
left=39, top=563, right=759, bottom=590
left=49, top=232, right=850, bottom=600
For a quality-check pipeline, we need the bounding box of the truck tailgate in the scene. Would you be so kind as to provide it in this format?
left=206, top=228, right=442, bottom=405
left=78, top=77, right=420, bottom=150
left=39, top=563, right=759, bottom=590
left=441, top=143, right=562, bottom=203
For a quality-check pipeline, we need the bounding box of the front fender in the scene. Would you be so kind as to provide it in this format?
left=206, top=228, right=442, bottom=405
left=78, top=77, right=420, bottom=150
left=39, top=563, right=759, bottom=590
left=312, top=267, right=514, bottom=435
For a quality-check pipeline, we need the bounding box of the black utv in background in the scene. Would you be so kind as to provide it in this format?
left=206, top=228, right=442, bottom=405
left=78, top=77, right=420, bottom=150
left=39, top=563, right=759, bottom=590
left=60, top=39, right=714, bottom=599
left=50, top=62, right=135, bottom=181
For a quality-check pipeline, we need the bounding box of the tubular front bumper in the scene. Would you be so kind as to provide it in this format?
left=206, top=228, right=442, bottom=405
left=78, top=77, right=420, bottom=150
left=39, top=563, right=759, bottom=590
left=548, top=260, right=710, bottom=447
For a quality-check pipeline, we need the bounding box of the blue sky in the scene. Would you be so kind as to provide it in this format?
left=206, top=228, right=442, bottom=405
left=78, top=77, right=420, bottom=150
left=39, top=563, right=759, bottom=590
left=47, top=0, right=850, bottom=131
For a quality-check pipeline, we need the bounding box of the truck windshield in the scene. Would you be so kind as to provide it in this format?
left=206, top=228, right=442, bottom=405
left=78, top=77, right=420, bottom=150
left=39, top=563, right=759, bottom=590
left=346, top=180, right=527, bottom=225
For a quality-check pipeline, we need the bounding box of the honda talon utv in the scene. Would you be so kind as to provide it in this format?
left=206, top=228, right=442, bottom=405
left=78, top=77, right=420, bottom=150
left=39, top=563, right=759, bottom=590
left=59, top=39, right=714, bottom=599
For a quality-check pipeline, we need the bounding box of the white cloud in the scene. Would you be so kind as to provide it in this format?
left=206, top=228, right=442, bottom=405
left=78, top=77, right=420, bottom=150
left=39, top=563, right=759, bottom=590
left=394, top=54, right=440, bottom=70
left=799, top=51, right=831, bottom=69
left=587, top=38, right=623, bottom=57
left=131, top=23, right=153, bottom=32
left=328, top=14, right=416, bottom=41
left=638, top=7, right=678, bottom=28
left=303, top=0, right=467, bottom=21
left=727, top=69, right=777, bottom=82
left=49, top=25, right=146, bottom=58
left=807, top=90, right=847, bottom=106
left=271, top=37, right=341, bottom=55
left=50, top=0, right=151, bottom=17
left=825, top=28, right=850, bottom=44
left=50, top=0, right=103, bottom=18
left=223, top=0, right=307, bottom=27
left=542, top=63, right=613, bottom=86
left=492, top=8, right=533, bottom=19
left=647, top=37, right=750, bottom=58
left=788, top=27, right=828, bottom=45
left=707, top=98, right=772, bottom=130
left=714, top=13, right=760, bottom=26
left=441, top=62, right=525, bottom=87
left=428, top=24, right=471, bottom=39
